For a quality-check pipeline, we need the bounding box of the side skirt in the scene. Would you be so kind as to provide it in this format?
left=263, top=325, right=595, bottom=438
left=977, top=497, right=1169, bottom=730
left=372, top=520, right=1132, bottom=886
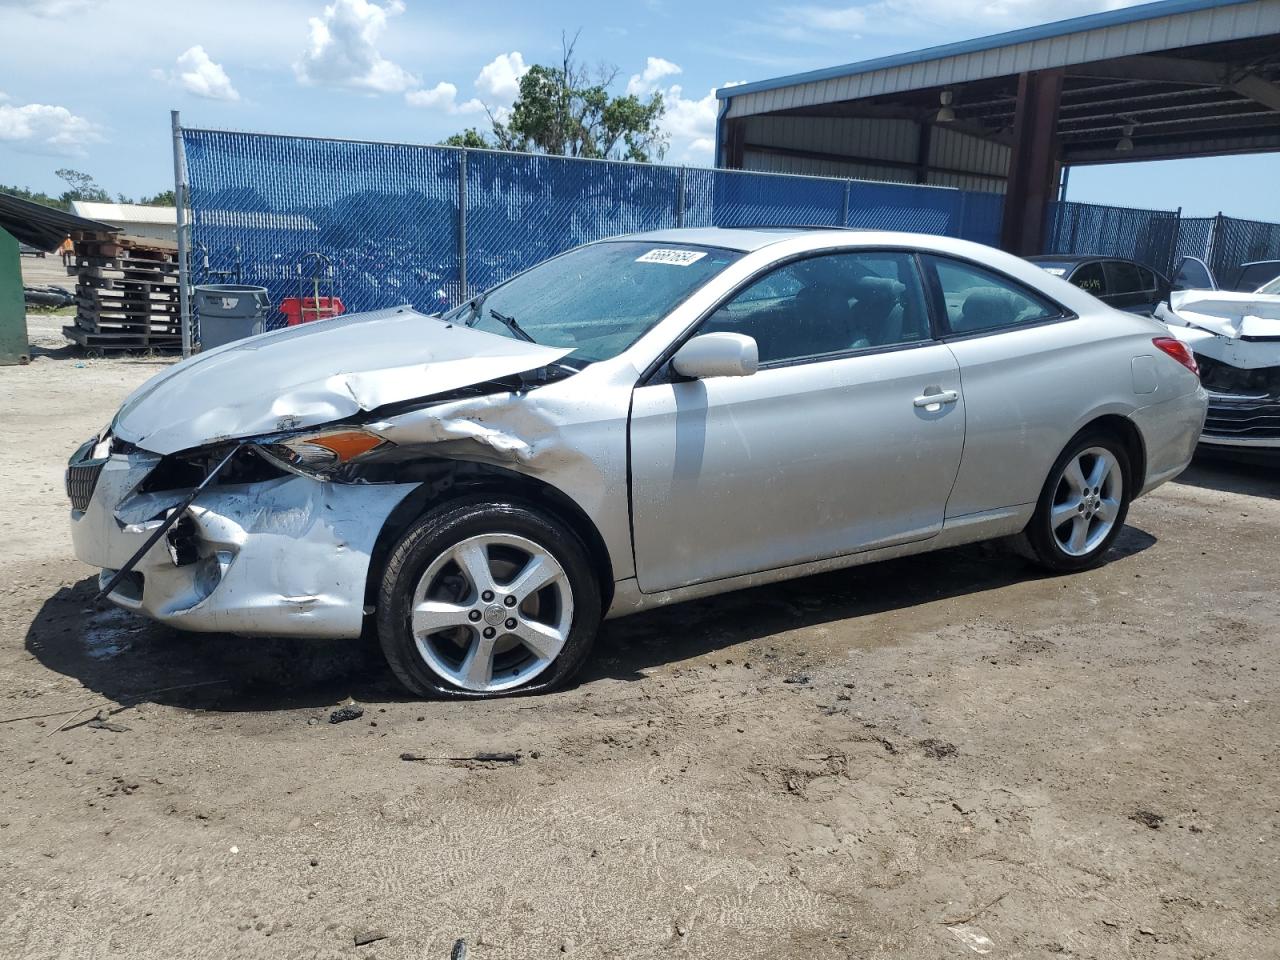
left=605, top=503, right=1034, bottom=619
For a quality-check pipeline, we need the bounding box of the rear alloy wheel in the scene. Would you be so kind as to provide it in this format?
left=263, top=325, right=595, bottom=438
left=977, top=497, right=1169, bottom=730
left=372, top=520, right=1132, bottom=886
left=1022, top=433, right=1131, bottom=572
left=377, top=500, right=600, bottom=698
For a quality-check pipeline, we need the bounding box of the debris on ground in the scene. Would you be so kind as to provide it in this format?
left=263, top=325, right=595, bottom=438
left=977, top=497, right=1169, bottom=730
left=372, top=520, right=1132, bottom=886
left=87, top=718, right=130, bottom=732
left=450, top=938, right=468, bottom=960
left=920, top=738, right=958, bottom=759
left=328, top=705, right=365, bottom=724
left=353, top=928, right=388, bottom=947
left=948, top=923, right=994, bottom=954
left=400, top=751, right=521, bottom=765
left=1130, top=809, right=1165, bottom=829
left=783, top=673, right=810, bottom=685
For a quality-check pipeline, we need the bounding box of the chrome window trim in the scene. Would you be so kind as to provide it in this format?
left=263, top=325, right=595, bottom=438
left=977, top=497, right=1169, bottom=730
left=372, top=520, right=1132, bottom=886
left=639, top=245, right=938, bottom=386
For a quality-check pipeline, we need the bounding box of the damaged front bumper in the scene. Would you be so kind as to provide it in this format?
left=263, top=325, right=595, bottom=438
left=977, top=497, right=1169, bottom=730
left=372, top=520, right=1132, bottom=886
left=68, top=443, right=419, bottom=638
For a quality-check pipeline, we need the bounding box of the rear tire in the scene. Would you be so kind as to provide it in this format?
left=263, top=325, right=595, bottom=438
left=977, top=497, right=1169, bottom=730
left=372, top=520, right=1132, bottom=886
left=1021, top=430, right=1131, bottom=573
left=376, top=498, right=601, bottom=699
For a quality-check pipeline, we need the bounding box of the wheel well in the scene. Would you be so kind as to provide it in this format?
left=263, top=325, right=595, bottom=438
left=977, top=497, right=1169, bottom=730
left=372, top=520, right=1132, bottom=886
left=1079, top=414, right=1147, bottom=493
left=362, top=461, right=615, bottom=614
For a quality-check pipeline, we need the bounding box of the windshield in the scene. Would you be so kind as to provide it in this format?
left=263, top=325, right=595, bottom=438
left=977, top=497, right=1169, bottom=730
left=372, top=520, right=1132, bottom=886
left=1258, top=275, right=1280, bottom=295
left=445, top=241, right=743, bottom=363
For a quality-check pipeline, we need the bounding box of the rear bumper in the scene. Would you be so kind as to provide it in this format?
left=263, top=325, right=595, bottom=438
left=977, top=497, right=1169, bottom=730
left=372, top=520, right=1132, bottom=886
left=1131, top=387, right=1208, bottom=496
left=69, top=450, right=418, bottom=639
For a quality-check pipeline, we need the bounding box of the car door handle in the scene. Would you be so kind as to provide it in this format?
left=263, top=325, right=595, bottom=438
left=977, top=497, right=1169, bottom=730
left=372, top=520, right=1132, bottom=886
left=913, top=389, right=959, bottom=408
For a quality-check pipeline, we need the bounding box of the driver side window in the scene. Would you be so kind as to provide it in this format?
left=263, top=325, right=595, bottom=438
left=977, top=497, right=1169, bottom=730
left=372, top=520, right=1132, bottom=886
left=700, top=251, right=930, bottom=365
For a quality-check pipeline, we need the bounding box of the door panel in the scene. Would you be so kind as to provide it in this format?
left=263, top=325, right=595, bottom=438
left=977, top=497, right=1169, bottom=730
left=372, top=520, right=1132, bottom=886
left=629, top=345, right=965, bottom=593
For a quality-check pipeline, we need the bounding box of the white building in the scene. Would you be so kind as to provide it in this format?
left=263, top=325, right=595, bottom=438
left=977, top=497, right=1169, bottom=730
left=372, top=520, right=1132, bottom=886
left=70, top=201, right=177, bottom=244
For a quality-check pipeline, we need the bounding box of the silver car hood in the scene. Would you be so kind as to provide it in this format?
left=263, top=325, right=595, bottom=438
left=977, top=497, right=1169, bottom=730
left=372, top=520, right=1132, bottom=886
left=112, top=306, right=572, bottom=455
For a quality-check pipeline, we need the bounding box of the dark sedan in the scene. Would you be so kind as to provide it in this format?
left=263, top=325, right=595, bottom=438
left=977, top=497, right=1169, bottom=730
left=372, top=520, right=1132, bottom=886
left=1028, top=256, right=1171, bottom=316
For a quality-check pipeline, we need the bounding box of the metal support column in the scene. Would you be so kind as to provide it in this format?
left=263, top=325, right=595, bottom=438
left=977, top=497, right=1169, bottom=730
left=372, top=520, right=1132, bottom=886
left=999, top=69, right=1064, bottom=256
left=841, top=181, right=851, bottom=226
left=676, top=167, right=687, bottom=227
left=458, top=149, right=468, bottom=299
left=913, top=122, right=933, bottom=185
left=170, top=110, right=193, bottom=357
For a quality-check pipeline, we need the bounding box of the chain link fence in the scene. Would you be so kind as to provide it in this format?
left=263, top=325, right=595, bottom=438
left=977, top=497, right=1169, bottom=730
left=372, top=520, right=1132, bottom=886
left=1206, top=215, right=1280, bottom=288
left=1043, top=200, right=1182, bottom=276
left=179, top=126, right=1280, bottom=332
left=181, top=127, right=1007, bottom=328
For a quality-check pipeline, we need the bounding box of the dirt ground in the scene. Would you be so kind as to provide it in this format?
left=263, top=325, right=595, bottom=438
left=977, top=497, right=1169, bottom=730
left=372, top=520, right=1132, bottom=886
left=1, top=315, right=1277, bottom=959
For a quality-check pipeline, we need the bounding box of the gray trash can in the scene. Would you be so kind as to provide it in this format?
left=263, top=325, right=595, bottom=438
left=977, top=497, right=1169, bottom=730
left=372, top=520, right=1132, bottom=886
left=193, top=284, right=271, bottom=350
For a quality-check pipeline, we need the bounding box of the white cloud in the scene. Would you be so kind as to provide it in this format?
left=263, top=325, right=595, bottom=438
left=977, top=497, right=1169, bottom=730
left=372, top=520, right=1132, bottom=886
left=295, top=0, right=417, bottom=93
left=623, top=58, right=742, bottom=165
left=662, top=85, right=722, bottom=164
left=0, top=0, right=93, bottom=17
left=0, top=98, right=102, bottom=154
left=626, top=57, right=681, bottom=96
left=167, top=45, right=240, bottom=101
left=404, top=81, right=484, bottom=114
left=475, top=52, right=528, bottom=104
left=776, top=0, right=1144, bottom=38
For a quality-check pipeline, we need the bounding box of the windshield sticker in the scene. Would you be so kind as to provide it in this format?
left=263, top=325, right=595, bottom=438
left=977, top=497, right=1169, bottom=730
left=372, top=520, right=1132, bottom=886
left=636, top=248, right=707, bottom=266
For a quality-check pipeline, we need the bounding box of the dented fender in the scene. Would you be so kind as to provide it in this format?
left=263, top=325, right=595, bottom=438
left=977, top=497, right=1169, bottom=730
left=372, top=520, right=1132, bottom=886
left=366, top=360, right=638, bottom=581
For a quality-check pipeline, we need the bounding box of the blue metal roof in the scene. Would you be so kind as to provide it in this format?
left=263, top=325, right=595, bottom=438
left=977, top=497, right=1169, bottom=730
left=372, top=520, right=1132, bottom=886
left=715, top=0, right=1258, bottom=100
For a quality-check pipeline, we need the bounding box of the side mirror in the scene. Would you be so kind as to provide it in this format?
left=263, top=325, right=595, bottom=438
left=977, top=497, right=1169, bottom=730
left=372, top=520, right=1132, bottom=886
left=671, top=332, right=759, bottom=380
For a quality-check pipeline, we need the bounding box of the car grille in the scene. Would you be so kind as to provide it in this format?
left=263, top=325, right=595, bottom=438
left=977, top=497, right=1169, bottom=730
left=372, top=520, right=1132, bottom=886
left=67, top=459, right=105, bottom=511
left=1204, top=393, right=1280, bottom=441
left=66, top=437, right=108, bottom=511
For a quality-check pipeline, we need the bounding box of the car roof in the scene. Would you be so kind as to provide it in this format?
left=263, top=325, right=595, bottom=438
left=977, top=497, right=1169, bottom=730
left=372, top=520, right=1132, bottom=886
left=1026, top=255, right=1140, bottom=266
left=611, top=226, right=862, bottom=252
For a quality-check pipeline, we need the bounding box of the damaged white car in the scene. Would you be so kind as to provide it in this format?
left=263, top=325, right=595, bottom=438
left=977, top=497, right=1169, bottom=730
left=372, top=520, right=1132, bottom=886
left=69, top=228, right=1207, bottom=698
left=1155, top=259, right=1280, bottom=454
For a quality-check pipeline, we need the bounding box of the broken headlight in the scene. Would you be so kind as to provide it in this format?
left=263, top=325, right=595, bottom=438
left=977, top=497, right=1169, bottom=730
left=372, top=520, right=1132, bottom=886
left=255, top=428, right=389, bottom=479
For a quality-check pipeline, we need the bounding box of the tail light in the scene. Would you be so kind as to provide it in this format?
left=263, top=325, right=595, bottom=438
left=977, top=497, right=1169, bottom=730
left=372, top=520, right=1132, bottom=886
left=1152, top=337, right=1199, bottom=376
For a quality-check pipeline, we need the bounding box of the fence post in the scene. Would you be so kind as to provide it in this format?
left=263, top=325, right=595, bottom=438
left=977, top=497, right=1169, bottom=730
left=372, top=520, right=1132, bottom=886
left=170, top=110, right=193, bottom=358
left=956, top=191, right=969, bottom=240
left=458, top=149, right=468, bottom=299
left=1211, top=211, right=1226, bottom=279
left=676, top=167, right=687, bottom=228
left=841, top=181, right=851, bottom=226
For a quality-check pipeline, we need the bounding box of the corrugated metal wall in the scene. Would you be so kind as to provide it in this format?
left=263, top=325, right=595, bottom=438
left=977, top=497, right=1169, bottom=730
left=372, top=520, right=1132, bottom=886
left=724, top=1, right=1280, bottom=118
left=738, top=116, right=1008, bottom=194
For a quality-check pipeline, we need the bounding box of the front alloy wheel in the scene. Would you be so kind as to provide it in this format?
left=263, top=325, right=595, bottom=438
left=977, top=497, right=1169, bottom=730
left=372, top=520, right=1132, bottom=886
left=377, top=500, right=601, bottom=699
left=410, top=533, right=573, bottom=693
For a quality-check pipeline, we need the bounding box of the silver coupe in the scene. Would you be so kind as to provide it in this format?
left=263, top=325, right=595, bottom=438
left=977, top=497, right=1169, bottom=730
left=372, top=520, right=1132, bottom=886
left=69, top=228, right=1207, bottom=698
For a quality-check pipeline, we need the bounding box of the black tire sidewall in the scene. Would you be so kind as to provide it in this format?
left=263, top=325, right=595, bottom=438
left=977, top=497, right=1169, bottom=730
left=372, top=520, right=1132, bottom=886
left=376, top=498, right=601, bottom=699
left=1027, top=431, right=1132, bottom=572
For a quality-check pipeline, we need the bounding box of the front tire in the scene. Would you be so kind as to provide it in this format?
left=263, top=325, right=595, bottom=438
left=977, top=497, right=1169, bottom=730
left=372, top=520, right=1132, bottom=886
left=376, top=499, right=601, bottom=699
left=1022, top=431, right=1131, bottom=573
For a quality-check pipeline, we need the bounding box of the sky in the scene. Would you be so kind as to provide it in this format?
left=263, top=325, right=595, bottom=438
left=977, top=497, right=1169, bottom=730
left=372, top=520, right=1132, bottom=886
left=0, top=0, right=1276, bottom=220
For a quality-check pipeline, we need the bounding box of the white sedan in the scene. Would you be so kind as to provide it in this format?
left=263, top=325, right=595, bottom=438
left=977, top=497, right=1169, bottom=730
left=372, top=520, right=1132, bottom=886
left=1156, top=259, right=1280, bottom=454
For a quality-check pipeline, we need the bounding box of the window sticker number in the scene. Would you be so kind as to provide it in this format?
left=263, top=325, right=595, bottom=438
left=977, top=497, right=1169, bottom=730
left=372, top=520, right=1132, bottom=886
left=636, top=248, right=707, bottom=266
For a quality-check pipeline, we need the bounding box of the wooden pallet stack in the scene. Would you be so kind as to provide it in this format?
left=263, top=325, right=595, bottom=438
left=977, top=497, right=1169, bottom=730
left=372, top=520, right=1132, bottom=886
left=62, top=233, right=182, bottom=351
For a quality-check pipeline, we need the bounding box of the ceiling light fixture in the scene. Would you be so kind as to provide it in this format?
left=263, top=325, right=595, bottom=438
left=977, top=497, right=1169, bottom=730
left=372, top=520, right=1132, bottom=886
left=1115, top=123, right=1135, bottom=152
left=936, top=90, right=955, bottom=123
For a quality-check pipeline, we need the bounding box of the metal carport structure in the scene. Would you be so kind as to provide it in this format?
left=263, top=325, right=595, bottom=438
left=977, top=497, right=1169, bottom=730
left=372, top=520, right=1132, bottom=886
left=715, top=0, right=1280, bottom=255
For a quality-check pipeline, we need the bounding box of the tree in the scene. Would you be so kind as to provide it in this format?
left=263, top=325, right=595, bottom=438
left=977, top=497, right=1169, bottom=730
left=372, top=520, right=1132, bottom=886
left=55, top=167, right=110, bottom=205
left=440, top=128, right=491, bottom=149
left=1, top=184, right=69, bottom=210
left=450, top=33, right=667, bottom=162
left=138, top=189, right=176, bottom=207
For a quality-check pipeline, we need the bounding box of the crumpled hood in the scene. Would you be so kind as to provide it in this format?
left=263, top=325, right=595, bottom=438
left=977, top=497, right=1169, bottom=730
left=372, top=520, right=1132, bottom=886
left=1168, top=290, right=1280, bottom=340
left=113, top=306, right=572, bottom=455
